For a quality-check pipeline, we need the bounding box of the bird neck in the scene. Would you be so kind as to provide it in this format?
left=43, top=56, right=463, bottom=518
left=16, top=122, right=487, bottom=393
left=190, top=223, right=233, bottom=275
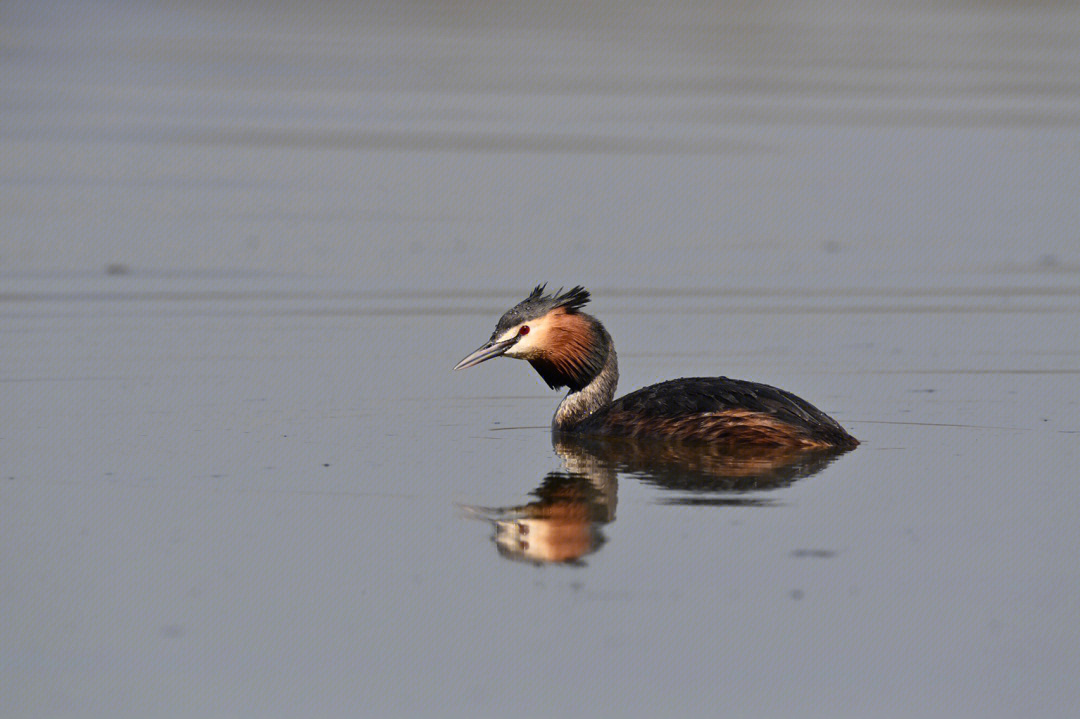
left=553, top=334, right=618, bottom=431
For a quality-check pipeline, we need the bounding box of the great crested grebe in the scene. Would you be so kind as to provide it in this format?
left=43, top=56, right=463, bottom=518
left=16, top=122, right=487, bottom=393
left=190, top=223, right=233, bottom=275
left=454, top=285, right=858, bottom=449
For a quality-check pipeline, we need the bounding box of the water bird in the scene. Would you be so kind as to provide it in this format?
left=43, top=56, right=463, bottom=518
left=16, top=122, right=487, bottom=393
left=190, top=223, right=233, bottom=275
left=454, top=285, right=858, bottom=449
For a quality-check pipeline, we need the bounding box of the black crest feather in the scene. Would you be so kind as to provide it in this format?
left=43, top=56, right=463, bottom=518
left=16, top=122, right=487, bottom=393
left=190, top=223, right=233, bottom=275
left=493, top=284, right=592, bottom=337
left=551, top=285, right=590, bottom=313
left=523, top=283, right=589, bottom=312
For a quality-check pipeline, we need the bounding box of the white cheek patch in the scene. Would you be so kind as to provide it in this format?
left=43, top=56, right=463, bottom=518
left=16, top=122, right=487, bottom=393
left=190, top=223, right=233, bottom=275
left=495, top=326, right=521, bottom=343
left=506, top=332, right=536, bottom=357
left=497, top=313, right=554, bottom=358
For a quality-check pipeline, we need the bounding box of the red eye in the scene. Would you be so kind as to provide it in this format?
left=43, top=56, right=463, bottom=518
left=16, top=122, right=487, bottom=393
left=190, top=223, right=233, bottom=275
left=519, top=325, right=530, bottom=335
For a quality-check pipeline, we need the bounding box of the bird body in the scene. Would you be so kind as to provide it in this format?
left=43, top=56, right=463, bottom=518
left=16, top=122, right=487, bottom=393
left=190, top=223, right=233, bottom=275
left=455, top=285, right=857, bottom=450
left=572, top=376, right=857, bottom=448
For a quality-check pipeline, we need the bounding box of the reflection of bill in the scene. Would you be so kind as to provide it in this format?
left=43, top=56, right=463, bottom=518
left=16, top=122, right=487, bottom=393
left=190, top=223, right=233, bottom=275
left=463, top=434, right=856, bottom=566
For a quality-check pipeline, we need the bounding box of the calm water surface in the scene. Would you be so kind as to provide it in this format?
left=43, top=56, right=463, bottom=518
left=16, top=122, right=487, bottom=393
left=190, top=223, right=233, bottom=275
left=2, top=2, right=1080, bottom=717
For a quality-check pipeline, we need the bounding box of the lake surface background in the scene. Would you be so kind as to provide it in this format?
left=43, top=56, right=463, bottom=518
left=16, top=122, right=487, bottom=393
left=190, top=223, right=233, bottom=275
left=2, top=1, right=1079, bottom=716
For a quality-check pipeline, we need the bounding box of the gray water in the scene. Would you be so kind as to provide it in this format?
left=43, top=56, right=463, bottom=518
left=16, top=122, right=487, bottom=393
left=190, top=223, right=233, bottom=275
left=3, top=1, right=1080, bottom=716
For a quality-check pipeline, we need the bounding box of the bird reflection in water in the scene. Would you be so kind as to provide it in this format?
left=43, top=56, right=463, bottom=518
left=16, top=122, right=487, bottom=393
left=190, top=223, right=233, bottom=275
left=463, top=471, right=617, bottom=565
left=463, top=435, right=853, bottom=565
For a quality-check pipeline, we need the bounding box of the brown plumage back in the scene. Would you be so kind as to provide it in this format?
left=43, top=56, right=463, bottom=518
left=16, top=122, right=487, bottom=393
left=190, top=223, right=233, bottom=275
left=592, top=408, right=843, bottom=448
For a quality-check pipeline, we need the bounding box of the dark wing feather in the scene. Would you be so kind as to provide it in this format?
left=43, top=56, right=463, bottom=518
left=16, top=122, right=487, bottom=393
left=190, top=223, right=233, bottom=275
left=575, top=377, right=857, bottom=448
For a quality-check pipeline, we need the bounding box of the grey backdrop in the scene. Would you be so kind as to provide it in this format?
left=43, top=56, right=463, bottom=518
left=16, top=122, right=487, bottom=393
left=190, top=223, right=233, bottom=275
left=3, top=1, right=1079, bottom=716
